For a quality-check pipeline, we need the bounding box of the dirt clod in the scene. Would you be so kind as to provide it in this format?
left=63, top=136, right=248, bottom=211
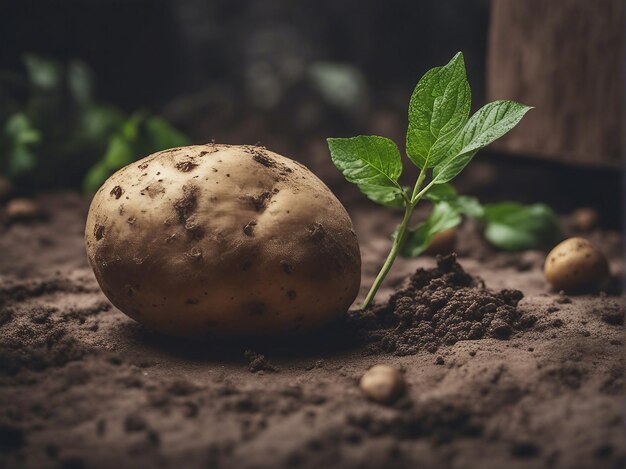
left=348, top=255, right=529, bottom=355
left=244, top=350, right=279, bottom=373
left=600, top=305, right=624, bottom=325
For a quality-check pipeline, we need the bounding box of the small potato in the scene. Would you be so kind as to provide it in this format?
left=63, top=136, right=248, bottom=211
left=359, top=365, right=405, bottom=404
left=85, top=144, right=361, bottom=337
left=544, top=237, right=609, bottom=292
left=5, top=198, right=40, bottom=222
left=424, top=227, right=457, bottom=255
left=571, top=207, right=600, bottom=232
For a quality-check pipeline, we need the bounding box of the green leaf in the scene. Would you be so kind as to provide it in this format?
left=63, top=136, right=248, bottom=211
left=424, top=184, right=484, bottom=218
left=5, top=114, right=41, bottom=146
left=3, top=113, right=41, bottom=176
left=424, top=183, right=458, bottom=202
left=67, top=60, right=94, bottom=105
left=77, top=105, right=125, bottom=143
left=83, top=162, right=111, bottom=194
left=400, top=201, right=462, bottom=257
left=83, top=136, right=132, bottom=193
left=102, top=135, right=134, bottom=168
left=406, top=52, right=471, bottom=169
left=432, top=100, right=532, bottom=184
left=454, top=195, right=484, bottom=219
left=483, top=202, right=561, bottom=251
left=327, top=135, right=405, bottom=207
left=308, top=62, right=368, bottom=114
left=143, top=116, right=190, bottom=150
left=121, top=113, right=143, bottom=142
left=23, top=54, right=61, bottom=90
left=8, top=146, right=37, bottom=175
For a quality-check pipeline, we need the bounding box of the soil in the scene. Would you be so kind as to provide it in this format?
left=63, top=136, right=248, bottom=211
left=346, top=254, right=531, bottom=356
left=0, top=192, right=624, bottom=469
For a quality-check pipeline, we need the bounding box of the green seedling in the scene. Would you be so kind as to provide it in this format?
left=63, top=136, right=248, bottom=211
left=0, top=54, right=189, bottom=192
left=401, top=185, right=561, bottom=256
left=328, top=52, right=536, bottom=309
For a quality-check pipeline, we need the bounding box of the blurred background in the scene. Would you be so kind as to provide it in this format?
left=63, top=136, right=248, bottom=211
left=0, top=0, right=623, bottom=225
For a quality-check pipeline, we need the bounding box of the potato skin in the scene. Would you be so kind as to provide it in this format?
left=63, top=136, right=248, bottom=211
left=544, top=237, right=609, bottom=292
left=424, top=227, right=457, bottom=255
left=85, top=144, right=361, bottom=336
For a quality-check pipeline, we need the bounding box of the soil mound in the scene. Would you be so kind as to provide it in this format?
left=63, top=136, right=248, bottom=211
left=347, top=254, right=536, bottom=355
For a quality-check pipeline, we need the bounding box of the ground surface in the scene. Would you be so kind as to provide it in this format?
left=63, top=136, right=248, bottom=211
left=0, top=193, right=624, bottom=469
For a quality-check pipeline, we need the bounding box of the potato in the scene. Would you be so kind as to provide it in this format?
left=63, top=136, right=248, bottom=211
left=85, top=144, right=361, bottom=336
left=424, top=227, right=457, bottom=255
left=544, top=237, right=609, bottom=292
left=359, top=364, right=405, bottom=404
left=5, top=198, right=40, bottom=222
left=571, top=207, right=600, bottom=232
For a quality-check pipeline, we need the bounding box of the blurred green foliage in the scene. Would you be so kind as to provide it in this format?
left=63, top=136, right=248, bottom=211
left=0, top=54, right=189, bottom=193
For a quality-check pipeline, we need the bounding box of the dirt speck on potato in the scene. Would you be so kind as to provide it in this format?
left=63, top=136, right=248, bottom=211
left=188, top=246, right=202, bottom=260
left=175, top=160, right=199, bottom=172
left=243, top=220, right=257, bottom=236
left=280, top=260, right=294, bottom=274
left=308, top=222, right=326, bottom=243
left=110, top=186, right=123, bottom=199
left=143, top=183, right=166, bottom=198
left=247, top=147, right=276, bottom=168
left=94, top=224, right=105, bottom=241
left=248, top=191, right=273, bottom=212
left=173, top=185, right=199, bottom=223
left=173, top=185, right=205, bottom=240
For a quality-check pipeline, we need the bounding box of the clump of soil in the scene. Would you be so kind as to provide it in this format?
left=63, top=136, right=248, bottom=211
left=244, top=350, right=279, bottom=373
left=349, top=254, right=535, bottom=355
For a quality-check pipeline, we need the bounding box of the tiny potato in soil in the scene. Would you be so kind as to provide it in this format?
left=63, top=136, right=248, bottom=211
left=85, top=144, right=361, bottom=336
left=544, top=237, right=609, bottom=292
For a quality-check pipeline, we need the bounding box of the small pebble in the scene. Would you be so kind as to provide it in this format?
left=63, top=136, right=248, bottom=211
left=359, top=365, right=405, bottom=404
left=435, top=356, right=445, bottom=365
left=5, top=198, right=40, bottom=221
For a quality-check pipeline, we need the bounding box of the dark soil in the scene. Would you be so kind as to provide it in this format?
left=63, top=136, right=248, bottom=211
left=350, top=254, right=532, bottom=356
left=0, top=193, right=624, bottom=469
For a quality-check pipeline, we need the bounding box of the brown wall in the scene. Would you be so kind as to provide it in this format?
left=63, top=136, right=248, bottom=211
left=487, top=0, right=624, bottom=169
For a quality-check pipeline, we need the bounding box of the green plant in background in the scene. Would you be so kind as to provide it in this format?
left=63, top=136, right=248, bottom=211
left=82, top=112, right=189, bottom=193
left=0, top=54, right=189, bottom=193
left=328, top=52, right=560, bottom=309
left=401, top=183, right=561, bottom=256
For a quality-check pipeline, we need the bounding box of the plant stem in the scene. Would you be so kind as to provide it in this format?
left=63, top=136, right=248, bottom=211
left=361, top=202, right=415, bottom=309
left=360, top=169, right=428, bottom=310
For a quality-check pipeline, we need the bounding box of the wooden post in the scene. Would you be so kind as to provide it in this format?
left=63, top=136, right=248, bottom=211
left=487, top=0, right=624, bottom=168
